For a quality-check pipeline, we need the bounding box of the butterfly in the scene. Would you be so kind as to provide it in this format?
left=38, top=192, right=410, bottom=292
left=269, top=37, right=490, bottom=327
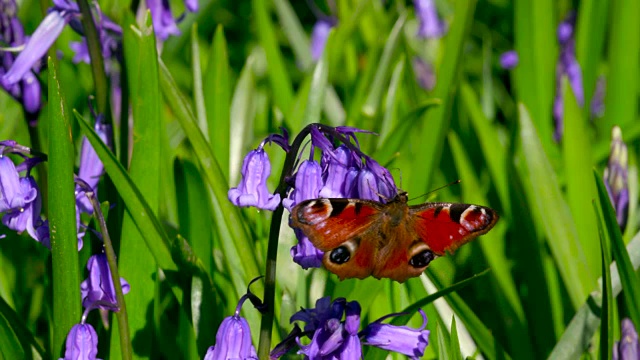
left=290, top=192, right=498, bottom=282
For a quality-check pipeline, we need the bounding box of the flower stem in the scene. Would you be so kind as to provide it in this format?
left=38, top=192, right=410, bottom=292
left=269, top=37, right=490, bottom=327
left=257, top=124, right=313, bottom=358
left=76, top=0, right=111, bottom=123
left=84, top=186, right=132, bottom=360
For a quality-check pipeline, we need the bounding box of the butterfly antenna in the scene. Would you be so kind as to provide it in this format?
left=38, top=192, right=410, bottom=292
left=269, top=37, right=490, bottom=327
left=408, top=180, right=461, bottom=202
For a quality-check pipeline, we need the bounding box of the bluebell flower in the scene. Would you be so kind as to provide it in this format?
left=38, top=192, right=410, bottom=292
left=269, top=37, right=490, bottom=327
left=2, top=175, right=41, bottom=239
left=145, top=0, right=199, bottom=41
left=228, top=147, right=281, bottom=211
left=204, top=289, right=258, bottom=360
left=80, top=254, right=130, bottom=310
left=553, top=12, right=583, bottom=141
left=412, top=56, right=436, bottom=91
left=310, top=18, right=335, bottom=61
left=362, top=309, right=430, bottom=359
left=280, top=297, right=430, bottom=359
left=319, top=145, right=356, bottom=199
left=499, top=50, right=519, bottom=70
left=283, top=160, right=323, bottom=211
left=3, top=0, right=122, bottom=86
left=0, top=0, right=42, bottom=122
left=604, top=126, right=629, bottom=231
left=59, top=323, right=100, bottom=360
left=76, top=116, right=110, bottom=214
left=414, top=0, right=447, bottom=39
left=613, top=318, right=639, bottom=360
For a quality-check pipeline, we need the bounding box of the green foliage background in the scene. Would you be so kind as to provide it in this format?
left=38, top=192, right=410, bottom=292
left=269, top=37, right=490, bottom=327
left=0, top=0, right=639, bottom=359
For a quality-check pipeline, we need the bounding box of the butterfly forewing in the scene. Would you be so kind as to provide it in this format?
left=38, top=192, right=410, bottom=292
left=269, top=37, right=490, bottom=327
left=410, top=203, right=499, bottom=255
left=291, top=198, right=384, bottom=251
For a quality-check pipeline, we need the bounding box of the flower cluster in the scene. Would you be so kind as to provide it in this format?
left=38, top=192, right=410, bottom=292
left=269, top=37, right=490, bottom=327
left=552, top=12, right=583, bottom=141
left=0, top=0, right=42, bottom=124
left=604, top=126, right=629, bottom=231
left=414, top=0, right=447, bottom=39
left=273, top=296, right=430, bottom=359
left=0, top=141, right=49, bottom=244
left=228, top=125, right=398, bottom=269
left=613, top=318, right=639, bottom=360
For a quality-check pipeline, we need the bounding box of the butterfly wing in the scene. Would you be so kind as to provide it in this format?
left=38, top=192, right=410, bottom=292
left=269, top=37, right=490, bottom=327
left=290, top=198, right=384, bottom=279
left=410, top=202, right=499, bottom=255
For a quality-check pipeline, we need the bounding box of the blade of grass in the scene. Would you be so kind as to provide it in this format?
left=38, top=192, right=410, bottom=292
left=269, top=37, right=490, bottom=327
left=203, top=25, right=231, bottom=181
left=549, top=231, right=640, bottom=358
left=449, top=131, right=534, bottom=359
left=517, top=103, right=592, bottom=308
left=361, top=13, right=406, bottom=118
left=113, top=14, right=163, bottom=357
left=158, top=59, right=262, bottom=329
left=563, top=78, right=599, bottom=279
left=513, top=0, right=555, bottom=157
left=75, top=112, right=176, bottom=270
left=594, top=200, right=614, bottom=360
left=437, top=320, right=452, bottom=360
left=228, top=56, right=256, bottom=186
left=410, top=0, right=476, bottom=195
left=450, top=316, right=463, bottom=360
left=190, top=23, right=208, bottom=140
left=593, top=169, right=640, bottom=327
left=604, top=0, right=640, bottom=130
left=48, top=56, right=81, bottom=358
left=575, top=0, right=609, bottom=110
left=253, top=0, right=293, bottom=119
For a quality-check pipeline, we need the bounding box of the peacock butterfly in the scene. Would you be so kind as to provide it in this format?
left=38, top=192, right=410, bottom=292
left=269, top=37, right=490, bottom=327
left=290, top=192, right=498, bottom=282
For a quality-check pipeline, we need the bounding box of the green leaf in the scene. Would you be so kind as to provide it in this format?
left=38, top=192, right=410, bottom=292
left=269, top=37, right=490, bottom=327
left=549, top=232, right=640, bottom=358
left=75, top=112, right=176, bottom=270
left=0, top=312, right=23, bottom=360
left=112, top=14, right=164, bottom=357
left=450, top=316, right=463, bottom=360
left=593, top=199, right=614, bottom=360
left=513, top=0, right=555, bottom=157
left=575, top=0, right=609, bottom=110
left=158, top=59, right=262, bottom=329
left=203, top=25, right=231, bottom=181
left=190, top=23, right=208, bottom=140
left=517, top=103, right=593, bottom=308
left=449, top=131, right=534, bottom=360
left=361, top=13, right=406, bottom=118
left=563, top=78, right=600, bottom=278
left=253, top=0, right=293, bottom=118
left=48, top=56, right=81, bottom=358
left=437, top=320, right=452, bottom=360
left=604, top=0, right=640, bottom=130
left=409, top=0, right=477, bottom=195
left=594, top=169, right=640, bottom=327
left=228, top=56, right=256, bottom=186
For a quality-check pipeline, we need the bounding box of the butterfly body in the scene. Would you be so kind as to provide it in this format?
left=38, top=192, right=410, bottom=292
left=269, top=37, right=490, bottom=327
left=291, top=192, right=498, bottom=282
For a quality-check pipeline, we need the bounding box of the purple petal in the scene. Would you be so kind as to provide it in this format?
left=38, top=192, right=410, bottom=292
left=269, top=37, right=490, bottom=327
left=283, top=160, right=323, bottom=211
left=80, top=254, right=130, bottom=310
left=310, top=19, right=333, bottom=61
left=184, top=0, right=198, bottom=12
left=412, top=56, right=436, bottom=91
left=4, top=11, right=69, bottom=85
left=228, top=148, right=281, bottom=211
left=363, top=309, right=430, bottom=358
left=146, top=0, right=180, bottom=41
left=290, top=229, right=324, bottom=269
left=414, top=0, right=447, bottom=38
left=499, top=51, right=519, bottom=70
left=59, top=324, right=99, bottom=360
left=319, top=145, right=352, bottom=198
left=205, top=315, right=257, bottom=360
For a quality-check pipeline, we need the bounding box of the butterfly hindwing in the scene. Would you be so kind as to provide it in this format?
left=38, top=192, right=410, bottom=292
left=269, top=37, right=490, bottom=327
left=410, top=202, right=499, bottom=255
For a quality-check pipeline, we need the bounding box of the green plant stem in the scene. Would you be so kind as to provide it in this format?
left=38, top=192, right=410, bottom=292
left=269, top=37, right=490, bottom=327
left=86, top=189, right=132, bottom=360
left=77, top=0, right=110, bottom=122
left=257, top=124, right=371, bottom=358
